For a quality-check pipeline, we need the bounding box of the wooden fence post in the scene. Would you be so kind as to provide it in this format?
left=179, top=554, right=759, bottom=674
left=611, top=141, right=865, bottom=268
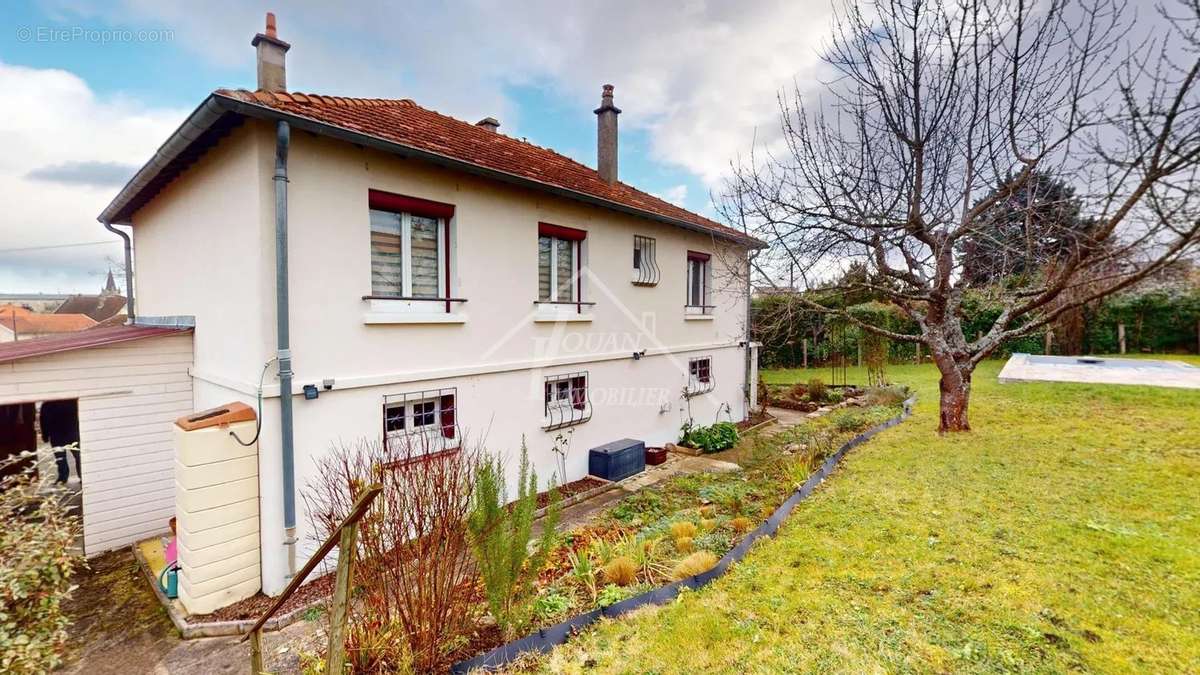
left=250, top=630, right=264, bottom=675
left=1118, top=322, right=1126, bottom=354
left=1044, top=330, right=1053, bottom=355
left=802, top=338, right=808, bottom=369
left=915, top=342, right=921, bottom=364
left=856, top=340, right=863, bottom=367
left=326, top=522, right=360, bottom=675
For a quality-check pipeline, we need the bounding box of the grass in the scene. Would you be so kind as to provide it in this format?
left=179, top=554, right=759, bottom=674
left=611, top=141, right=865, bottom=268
left=525, top=357, right=1200, bottom=674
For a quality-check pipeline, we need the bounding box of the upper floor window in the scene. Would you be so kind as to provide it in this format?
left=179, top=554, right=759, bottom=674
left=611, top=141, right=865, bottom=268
left=632, top=235, right=659, bottom=286
left=383, top=387, right=457, bottom=458
left=537, top=223, right=590, bottom=315
left=686, top=251, right=712, bottom=314
left=368, top=190, right=454, bottom=300
left=543, top=371, right=591, bottom=430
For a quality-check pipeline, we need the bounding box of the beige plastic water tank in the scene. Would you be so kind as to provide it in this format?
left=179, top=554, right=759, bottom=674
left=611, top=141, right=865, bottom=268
left=173, top=402, right=261, bottom=615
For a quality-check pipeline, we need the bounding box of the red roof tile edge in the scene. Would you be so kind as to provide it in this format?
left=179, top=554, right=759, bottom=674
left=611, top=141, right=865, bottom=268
left=212, top=89, right=765, bottom=248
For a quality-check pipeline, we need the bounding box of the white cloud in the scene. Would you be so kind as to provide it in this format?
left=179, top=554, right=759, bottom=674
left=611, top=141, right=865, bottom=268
left=655, top=184, right=690, bottom=208
left=0, top=62, right=187, bottom=293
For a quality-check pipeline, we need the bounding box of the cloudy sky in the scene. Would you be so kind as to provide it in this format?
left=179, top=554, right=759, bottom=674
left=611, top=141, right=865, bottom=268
left=0, top=0, right=834, bottom=294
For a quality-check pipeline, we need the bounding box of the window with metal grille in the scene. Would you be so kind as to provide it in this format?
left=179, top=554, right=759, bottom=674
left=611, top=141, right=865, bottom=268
left=632, top=235, right=659, bottom=286
left=382, top=387, right=458, bottom=457
left=543, top=372, right=590, bottom=430
left=686, top=356, right=715, bottom=396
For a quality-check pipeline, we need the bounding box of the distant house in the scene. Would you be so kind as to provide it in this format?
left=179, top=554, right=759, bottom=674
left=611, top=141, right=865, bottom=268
left=52, top=271, right=127, bottom=323
left=0, top=305, right=96, bottom=342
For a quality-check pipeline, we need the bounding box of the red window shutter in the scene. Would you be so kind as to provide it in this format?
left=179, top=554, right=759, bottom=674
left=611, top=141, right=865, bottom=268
left=570, top=376, right=587, bottom=410
left=369, top=189, right=456, bottom=219
left=701, top=360, right=711, bottom=383
left=687, top=250, right=711, bottom=262
left=440, top=394, right=455, bottom=438
left=538, top=222, right=587, bottom=241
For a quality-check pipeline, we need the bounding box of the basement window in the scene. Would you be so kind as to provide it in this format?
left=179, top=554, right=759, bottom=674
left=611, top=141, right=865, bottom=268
left=383, top=388, right=458, bottom=457
left=543, top=372, right=591, bottom=430
left=686, top=356, right=715, bottom=396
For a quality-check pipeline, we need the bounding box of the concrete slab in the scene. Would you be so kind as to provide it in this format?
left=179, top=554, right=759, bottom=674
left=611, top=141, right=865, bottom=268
left=998, top=353, right=1200, bottom=389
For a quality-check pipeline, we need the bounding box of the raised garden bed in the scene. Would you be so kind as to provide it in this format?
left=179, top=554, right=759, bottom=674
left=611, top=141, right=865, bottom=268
left=449, top=399, right=912, bottom=671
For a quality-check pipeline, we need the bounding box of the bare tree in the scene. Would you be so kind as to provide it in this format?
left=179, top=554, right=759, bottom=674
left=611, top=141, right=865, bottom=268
left=723, top=0, right=1200, bottom=431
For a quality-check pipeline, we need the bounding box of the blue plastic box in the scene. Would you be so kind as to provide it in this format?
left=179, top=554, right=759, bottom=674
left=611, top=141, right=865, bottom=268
left=588, top=438, right=646, bottom=481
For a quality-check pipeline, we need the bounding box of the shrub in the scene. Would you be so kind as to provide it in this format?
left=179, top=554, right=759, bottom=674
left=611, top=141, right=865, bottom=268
left=597, top=584, right=634, bottom=608
left=305, top=436, right=481, bottom=673
left=698, top=505, right=715, bottom=518
left=864, top=385, right=909, bottom=407
left=669, top=521, right=697, bottom=539
left=826, top=389, right=844, bottom=404
left=532, top=590, right=573, bottom=622
left=831, top=411, right=866, bottom=433
left=807, top=378, right=828, bottom=403
left=567, top=549, right=597, bottom=603
left=672, top=551, right=719, bottom=580
left=729, top=516, right=753, bottom=533
left=787, top=382, right=808, bottom=400
left=602, top=556, right=638, bottom=586
left=0, top=453, right=80, bottom=674
left=674, top=536, right=694, bottom=553
left=679, top=422, right=740, bottom=453
left=467, top=441, right=561, bottom=638
left=700, top=518, right=717, bottom=532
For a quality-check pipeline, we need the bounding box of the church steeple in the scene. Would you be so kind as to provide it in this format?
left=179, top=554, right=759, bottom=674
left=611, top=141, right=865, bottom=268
left=103, top=269, right=118, bottom=296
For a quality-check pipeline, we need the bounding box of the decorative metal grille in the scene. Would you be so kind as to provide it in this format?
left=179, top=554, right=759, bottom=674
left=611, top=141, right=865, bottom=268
left=381, top=387, right=459, bottom=456
left=633, top=235, right=660, bottom=286
left=685, top=356, right=715, bottom=397
left=542, top=372, right=591, bottom=430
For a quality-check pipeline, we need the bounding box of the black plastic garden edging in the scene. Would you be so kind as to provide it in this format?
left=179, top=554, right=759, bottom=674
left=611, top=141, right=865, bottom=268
left=451, top=396, right=917, bottom=673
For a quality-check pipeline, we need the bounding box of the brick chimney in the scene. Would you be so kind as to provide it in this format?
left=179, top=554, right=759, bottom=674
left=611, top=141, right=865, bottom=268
left=475, top=117, right=500, bottom=132
left=594, top=84, right=621, bottom=184
left=251, top=12, right=290, bottom=92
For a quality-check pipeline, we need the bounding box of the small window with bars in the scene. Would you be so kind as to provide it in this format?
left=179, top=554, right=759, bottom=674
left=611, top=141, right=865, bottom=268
left=686, top=356, right=715, bottom=396
left=543, top=372, right=591, bottom=430
left=632, top=235, right=659, bottom=286
left=383, top=387, right=458, bottom=457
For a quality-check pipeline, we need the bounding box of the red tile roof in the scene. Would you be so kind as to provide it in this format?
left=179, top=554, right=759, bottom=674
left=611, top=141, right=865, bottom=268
left=0, top=325, right=190, bottom=364
left=214, top=89, right=762, bottom=247
left=0, top=308, right=96, bottom=336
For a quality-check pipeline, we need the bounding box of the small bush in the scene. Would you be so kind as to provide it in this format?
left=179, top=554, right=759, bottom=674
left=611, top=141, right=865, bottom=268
left=672, top=551, right=719, bottom=580
left=466, top=441, right=561, bottom=638
left=602, top=556, right=638, bottom=586
left=679, top=421, right=740, bottom=453
left=729, top=516, right=754, bottom=533
left=597, top=584, right=634, bottom=608
left=669, top=521, right=697, bottom=539
left=674, top=536, right=694, bottom=553
left=826, top=389, right=844, bottom=404
left=807, top=378, right=828, bottom=402
left=787, top=382, right=808, bottom=400
left=532, top=590, right=573, bottom=621
left=831, top=411, right=867, bottom=433
left=700, top=518, right=717, bottom=532
left=698, top=505, right=715, bottom=518
left=864, top=385, right=909, bottom=407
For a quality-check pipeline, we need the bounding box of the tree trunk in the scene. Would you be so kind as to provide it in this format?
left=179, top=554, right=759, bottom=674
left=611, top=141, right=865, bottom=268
left=937, top=367, right=972, bottom=432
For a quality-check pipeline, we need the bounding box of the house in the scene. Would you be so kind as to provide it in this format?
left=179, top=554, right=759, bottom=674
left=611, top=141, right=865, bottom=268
left=0, top=304, right=97, bottom=342
left=95, top=14, right=764, bottom=602
left=52, top=270, right=128, bottom=323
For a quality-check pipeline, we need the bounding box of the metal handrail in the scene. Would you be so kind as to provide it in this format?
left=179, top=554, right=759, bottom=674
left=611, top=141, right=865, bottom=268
left=241, top=483, right=382, bottom=641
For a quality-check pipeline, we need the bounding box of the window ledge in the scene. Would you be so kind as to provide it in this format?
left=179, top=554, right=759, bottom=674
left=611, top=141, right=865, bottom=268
left=364, top=312, right=468, bottom=325
left=684, top=314, right=715, bottom=321
left=534, top=313, right=594, bottom=323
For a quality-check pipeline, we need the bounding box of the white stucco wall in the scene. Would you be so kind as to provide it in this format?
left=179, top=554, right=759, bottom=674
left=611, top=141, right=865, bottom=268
left=131, top=122, right=753, bottom=595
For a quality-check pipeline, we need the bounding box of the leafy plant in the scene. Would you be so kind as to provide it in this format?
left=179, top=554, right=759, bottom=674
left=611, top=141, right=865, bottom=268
left=730, top=516, right=754, bottom=533
left=865, top=385, right=909, bottom=407
left=0, top=453, right=80, bottom=674
left=567, top=549, right=597, bottom=603
left=672, top=551, right=719, bottom=580
left=597, top=584, right=634, bottom=608
left=532, top=590, right=574, bottom=622
left=679, top=421, right=740, bottom=453
left=466, top=440, right=561, bottom=637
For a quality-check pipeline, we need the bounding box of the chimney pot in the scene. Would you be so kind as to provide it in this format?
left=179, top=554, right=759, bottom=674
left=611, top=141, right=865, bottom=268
left=251, top=12, right=291, bottom=92
left=475, top=117, right=501, bottom=132
left=594, top=84, right=621, bottom=184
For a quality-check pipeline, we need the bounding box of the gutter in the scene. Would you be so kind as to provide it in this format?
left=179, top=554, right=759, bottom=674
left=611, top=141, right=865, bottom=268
left=273, top=120, right=297, bottom=577
left=101, top=221, right=135, bottom=321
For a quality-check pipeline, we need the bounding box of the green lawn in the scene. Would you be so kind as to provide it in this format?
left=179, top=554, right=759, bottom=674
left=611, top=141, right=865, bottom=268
left=526, top=358, right=1200, bottom=674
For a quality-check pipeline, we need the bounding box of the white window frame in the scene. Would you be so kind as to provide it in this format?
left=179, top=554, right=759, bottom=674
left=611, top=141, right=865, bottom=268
left=383, top=391, right=457, bottom=457
left=539, top=235, right=579, bottom=303
left=371, top=210, right=447, bottom=299
left=686, top=255, right=712, bottom=317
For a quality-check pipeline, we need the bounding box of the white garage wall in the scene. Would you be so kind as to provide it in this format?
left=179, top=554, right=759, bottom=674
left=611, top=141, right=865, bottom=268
left=0, top=333, right=193, bottom=556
